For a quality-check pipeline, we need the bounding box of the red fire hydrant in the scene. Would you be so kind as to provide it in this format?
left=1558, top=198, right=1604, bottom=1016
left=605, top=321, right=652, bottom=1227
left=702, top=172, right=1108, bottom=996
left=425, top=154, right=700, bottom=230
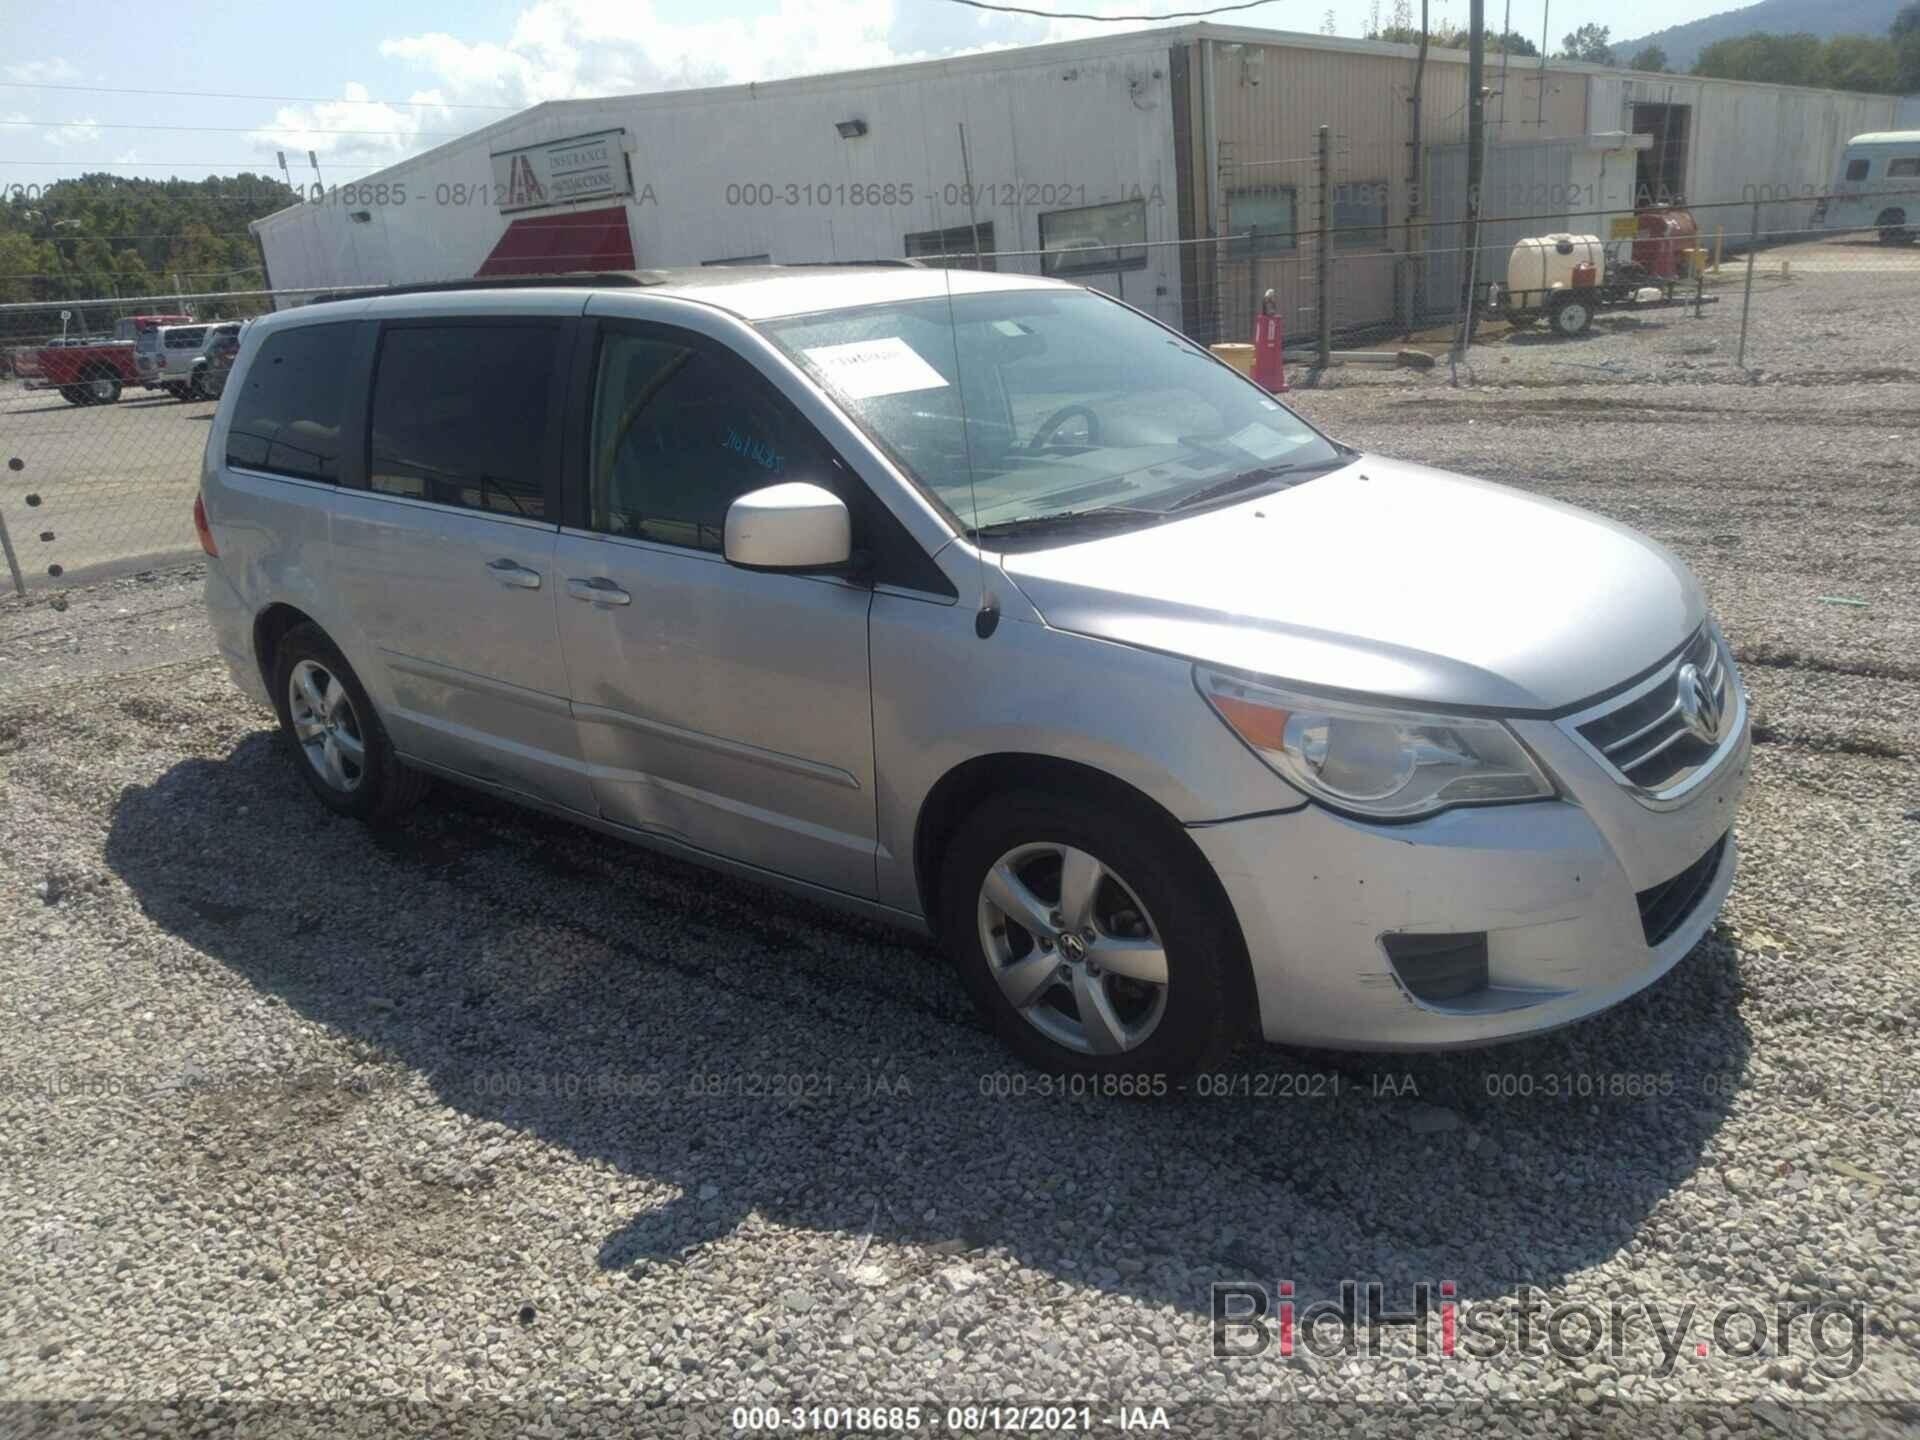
left=1252, top=288, right=1287, bottom=393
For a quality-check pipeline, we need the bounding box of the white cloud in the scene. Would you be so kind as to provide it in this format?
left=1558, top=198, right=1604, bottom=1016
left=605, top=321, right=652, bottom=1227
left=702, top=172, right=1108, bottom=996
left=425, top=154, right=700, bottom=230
left=3, top=58, right=82, bottom=85
left=248, top=82, right=457, bottom=175
left=43, top=115, right=101, bottom=148
left=379, top=0, right=908, bottom=107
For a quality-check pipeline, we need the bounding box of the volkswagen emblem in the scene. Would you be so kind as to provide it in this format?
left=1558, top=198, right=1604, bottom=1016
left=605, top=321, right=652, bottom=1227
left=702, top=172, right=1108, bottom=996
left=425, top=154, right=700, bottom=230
left=1675, top=662, right=1723, bottom=744
left=1058, top=932, right=1089, bottom=963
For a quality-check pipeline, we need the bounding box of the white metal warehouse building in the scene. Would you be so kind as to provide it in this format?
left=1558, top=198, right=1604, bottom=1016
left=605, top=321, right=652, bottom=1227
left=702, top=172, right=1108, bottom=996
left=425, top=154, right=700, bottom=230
left=252, top=22, right=1900, bottom=341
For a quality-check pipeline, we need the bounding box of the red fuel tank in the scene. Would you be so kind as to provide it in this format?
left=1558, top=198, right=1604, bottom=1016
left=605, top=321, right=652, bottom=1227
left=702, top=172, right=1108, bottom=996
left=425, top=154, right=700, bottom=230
left=1634, top=208, right=1698, bottom=279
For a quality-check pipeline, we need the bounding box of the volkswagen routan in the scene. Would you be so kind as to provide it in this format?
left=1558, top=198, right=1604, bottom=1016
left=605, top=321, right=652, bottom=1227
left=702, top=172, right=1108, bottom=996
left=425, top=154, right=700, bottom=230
left=199, top=265, right=1748, bottom=1075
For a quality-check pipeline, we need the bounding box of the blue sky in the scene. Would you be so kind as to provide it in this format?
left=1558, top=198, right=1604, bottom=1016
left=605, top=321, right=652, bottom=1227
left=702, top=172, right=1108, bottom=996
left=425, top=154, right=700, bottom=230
left=1, top=0, right=1725, bottom=195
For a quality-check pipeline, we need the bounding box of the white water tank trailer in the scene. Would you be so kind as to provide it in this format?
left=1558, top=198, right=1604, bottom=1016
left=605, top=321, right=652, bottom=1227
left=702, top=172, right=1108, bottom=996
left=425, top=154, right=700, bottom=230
left=1490, top=230, right=1711, bottom=337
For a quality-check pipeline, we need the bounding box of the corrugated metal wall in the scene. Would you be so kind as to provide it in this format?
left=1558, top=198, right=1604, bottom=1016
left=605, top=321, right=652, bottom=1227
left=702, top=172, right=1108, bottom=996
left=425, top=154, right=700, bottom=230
left=1195, top=29, right=1900, bottom=342
left=254, top=23, right=1903, bottom=343
left=1585, top=74, right=1896, bottom=239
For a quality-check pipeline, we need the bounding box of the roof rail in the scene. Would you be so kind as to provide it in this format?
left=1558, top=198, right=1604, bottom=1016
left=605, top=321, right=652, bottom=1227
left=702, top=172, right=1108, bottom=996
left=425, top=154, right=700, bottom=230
left=305, top=271, right=671, bottom=305
left=780, top=259, right=926, bottom=269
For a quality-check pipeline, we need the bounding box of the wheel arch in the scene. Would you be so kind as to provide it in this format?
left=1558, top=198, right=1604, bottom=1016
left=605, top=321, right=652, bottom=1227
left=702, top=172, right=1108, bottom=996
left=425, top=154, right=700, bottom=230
left=252, top=602, right=319, bottom=695
left=912, top=751, right=1255, bottom=1000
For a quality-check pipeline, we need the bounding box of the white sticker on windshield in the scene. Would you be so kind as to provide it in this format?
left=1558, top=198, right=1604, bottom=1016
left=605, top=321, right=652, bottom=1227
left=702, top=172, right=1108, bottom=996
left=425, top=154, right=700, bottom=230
left=1228, top=422, right=1296, bottom=461
left=803, top=338, right=950, bottom=400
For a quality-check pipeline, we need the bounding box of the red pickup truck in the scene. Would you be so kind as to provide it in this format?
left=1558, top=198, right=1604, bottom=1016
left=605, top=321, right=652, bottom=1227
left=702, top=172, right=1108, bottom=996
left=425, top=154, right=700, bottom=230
left=32, top=314, right=192, bottom=406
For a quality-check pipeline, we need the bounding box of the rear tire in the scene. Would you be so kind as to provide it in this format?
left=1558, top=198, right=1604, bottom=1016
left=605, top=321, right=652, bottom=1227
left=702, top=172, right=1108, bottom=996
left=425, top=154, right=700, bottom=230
left=1876, top=210, right=1912, bottom=245
left=270, top=622, right=430, bottom=824
left=938, top=790, right=1249, bottom=1078
left=59, top=385, right=90, bottom=406
left=81, top=367, right=121, bottom=404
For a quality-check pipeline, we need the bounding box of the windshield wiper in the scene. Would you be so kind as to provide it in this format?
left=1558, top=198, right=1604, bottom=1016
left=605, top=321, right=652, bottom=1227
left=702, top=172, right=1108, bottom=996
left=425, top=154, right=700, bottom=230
left=1166, top=456, right=1347, bottom=512
left=968, top=506, right=1166, bottom=540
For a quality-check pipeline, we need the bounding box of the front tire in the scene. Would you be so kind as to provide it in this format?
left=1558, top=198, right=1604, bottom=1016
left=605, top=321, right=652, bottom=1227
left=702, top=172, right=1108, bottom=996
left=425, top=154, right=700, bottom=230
left=270, top=622, right=429, bottom=823
left=939, top=790, right=1248, bottom=1077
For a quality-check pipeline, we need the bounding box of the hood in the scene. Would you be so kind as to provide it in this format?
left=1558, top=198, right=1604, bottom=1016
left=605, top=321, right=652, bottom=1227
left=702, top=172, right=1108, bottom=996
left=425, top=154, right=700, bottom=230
left=997, top=456, right=1704, bottom=713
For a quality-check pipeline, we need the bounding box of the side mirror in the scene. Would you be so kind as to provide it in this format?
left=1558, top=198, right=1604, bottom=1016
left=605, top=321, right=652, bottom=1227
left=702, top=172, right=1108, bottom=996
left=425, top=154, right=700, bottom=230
left=723, top=482, right=852, bottom=572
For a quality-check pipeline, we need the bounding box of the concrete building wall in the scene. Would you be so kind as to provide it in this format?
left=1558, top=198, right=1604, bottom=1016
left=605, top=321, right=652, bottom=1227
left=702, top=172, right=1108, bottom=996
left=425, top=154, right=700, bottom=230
left=257, top=30, right=1186, bottom=318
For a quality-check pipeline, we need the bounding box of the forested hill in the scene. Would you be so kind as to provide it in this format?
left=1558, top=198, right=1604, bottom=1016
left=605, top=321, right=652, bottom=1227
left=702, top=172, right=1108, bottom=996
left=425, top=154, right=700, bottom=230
left=0, top=172, right=298, bottom=312
left=1616, top=0, right=1907, bottom=72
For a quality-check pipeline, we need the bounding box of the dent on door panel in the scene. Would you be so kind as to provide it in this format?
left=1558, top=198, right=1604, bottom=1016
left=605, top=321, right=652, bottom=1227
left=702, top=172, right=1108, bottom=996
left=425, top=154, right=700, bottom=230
left=555, top=534, right=880, bottom=897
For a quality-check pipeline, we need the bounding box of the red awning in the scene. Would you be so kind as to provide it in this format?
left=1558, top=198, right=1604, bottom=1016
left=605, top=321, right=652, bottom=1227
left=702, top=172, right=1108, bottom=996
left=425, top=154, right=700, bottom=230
left=475, top=206, right=635, bottom=277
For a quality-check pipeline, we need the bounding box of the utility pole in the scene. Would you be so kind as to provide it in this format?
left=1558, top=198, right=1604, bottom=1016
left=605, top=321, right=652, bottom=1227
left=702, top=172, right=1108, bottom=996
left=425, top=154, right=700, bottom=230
left=1461, top=0, right=1487, bottom=343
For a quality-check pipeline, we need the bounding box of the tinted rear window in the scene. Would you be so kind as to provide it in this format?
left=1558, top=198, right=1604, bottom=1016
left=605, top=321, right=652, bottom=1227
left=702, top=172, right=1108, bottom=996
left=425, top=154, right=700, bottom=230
left=368, top=325, right=556, bottom=518
left=226, top=323, right=356, bottom=483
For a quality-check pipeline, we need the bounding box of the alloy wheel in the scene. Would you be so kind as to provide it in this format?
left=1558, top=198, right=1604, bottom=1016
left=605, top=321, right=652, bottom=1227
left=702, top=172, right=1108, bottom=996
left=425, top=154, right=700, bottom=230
left=288, top=659, right=366, bottom=793
left=976, top=842, right=1169, bottom=1055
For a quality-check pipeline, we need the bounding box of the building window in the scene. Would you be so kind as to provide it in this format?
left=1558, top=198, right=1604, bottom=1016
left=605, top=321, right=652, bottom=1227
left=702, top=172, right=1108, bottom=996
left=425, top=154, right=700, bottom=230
left=702, top=254, right=771, bottom=266
left=1225, top=187, right=1298, bottom=259
left=589, top=329, right=837, bottom=554
left=1844, top=158, right=1871, bottom=181
left=369, top=324, right=557, bottom=517
left=905, top=223, right=998, bottom=270
left=1887, top=157, right=1920, bottom=179
left=1039, top=199, right=1148, bottom=276
left=1332, top=181, right=1389, bottom=248
left=225, top=323, right=356, bottom=483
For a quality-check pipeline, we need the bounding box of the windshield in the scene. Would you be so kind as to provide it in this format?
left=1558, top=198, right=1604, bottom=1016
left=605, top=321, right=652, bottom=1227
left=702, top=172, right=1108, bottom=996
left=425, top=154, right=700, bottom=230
left=759, top=289, right=1342, bottom=533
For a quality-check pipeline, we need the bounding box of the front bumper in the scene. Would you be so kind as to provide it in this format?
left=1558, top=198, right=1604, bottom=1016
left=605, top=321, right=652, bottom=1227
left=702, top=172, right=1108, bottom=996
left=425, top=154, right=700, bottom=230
left=1191, top=708, right=1750, bottom=1050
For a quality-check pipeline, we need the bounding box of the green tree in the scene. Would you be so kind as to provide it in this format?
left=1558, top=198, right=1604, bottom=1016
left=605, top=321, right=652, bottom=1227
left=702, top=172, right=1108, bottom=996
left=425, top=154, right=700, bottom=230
left=0, top=231, right=48, bottom=306
left=1558, top=22, right=1614, bottom=63
left=1369, top=22, right=1465, bottom=45
left=1692, top=31, right=1824, bottom=85
left=1627, top=44, right=1670, bottom=71
left=1820, top=34, right=1898, bottom=90
left=0, top=171, right=297, bottom=336
left=1893, top=0, right=1920, bottom=89
left=1366, top=23, right=1533, bottom=53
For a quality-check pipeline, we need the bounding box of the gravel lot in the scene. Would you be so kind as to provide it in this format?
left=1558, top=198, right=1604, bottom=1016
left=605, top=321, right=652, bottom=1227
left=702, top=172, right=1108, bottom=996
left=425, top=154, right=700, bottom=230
left=1, top=266, right=1916, bottom=1433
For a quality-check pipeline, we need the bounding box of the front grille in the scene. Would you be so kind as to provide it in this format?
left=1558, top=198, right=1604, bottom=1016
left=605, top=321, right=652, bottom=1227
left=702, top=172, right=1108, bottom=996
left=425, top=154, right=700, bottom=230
left=1575, top=627, right=1731, bottom=795
left=1636, top=832, right=1729, bottom=947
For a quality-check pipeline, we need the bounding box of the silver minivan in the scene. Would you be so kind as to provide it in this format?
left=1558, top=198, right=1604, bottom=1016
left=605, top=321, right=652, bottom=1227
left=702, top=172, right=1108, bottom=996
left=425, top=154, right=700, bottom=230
left=198, top=266, right=1748, bottom=1075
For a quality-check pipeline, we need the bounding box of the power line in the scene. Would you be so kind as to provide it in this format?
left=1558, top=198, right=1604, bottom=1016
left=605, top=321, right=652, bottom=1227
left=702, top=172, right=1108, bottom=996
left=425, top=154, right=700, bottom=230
left=3, top=119, right=467, bottom=138
left=0, top=80, right=522, bottom=112
left=936, top=0, right=1282, bottom=18
left=2, top=160, right=328, bottom=169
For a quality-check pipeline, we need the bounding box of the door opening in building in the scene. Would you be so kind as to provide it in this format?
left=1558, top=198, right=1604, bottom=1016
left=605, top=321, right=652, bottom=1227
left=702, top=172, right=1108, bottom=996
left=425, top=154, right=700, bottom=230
left=1632, top=102, right=1690, bottom=206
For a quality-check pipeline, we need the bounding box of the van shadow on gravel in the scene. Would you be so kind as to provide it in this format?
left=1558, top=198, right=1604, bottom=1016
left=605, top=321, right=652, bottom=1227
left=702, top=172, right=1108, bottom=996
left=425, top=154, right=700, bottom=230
left=106, top=733, right=1752, bottom=1316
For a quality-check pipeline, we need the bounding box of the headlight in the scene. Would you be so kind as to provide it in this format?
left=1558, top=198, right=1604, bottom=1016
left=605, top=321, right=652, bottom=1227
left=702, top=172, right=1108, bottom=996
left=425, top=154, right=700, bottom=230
left=1196, top=667, right=1555, bottom=820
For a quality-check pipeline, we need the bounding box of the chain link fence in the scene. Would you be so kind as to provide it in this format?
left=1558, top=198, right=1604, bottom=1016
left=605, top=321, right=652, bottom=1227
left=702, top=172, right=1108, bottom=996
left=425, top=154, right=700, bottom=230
left=2, top=165, right=1916, bottom=596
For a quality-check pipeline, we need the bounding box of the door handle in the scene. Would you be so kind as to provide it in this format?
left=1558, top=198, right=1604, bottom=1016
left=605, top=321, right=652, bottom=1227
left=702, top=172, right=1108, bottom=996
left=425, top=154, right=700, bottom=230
left=566, top=577, right=633, bottom=606
left=486, top=557, right=542, bottom=589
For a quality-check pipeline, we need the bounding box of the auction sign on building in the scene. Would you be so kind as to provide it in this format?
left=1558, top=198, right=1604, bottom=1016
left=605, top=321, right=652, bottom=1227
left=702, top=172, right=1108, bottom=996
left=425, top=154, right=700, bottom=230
left=490, top=129, right=633, bottom=213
